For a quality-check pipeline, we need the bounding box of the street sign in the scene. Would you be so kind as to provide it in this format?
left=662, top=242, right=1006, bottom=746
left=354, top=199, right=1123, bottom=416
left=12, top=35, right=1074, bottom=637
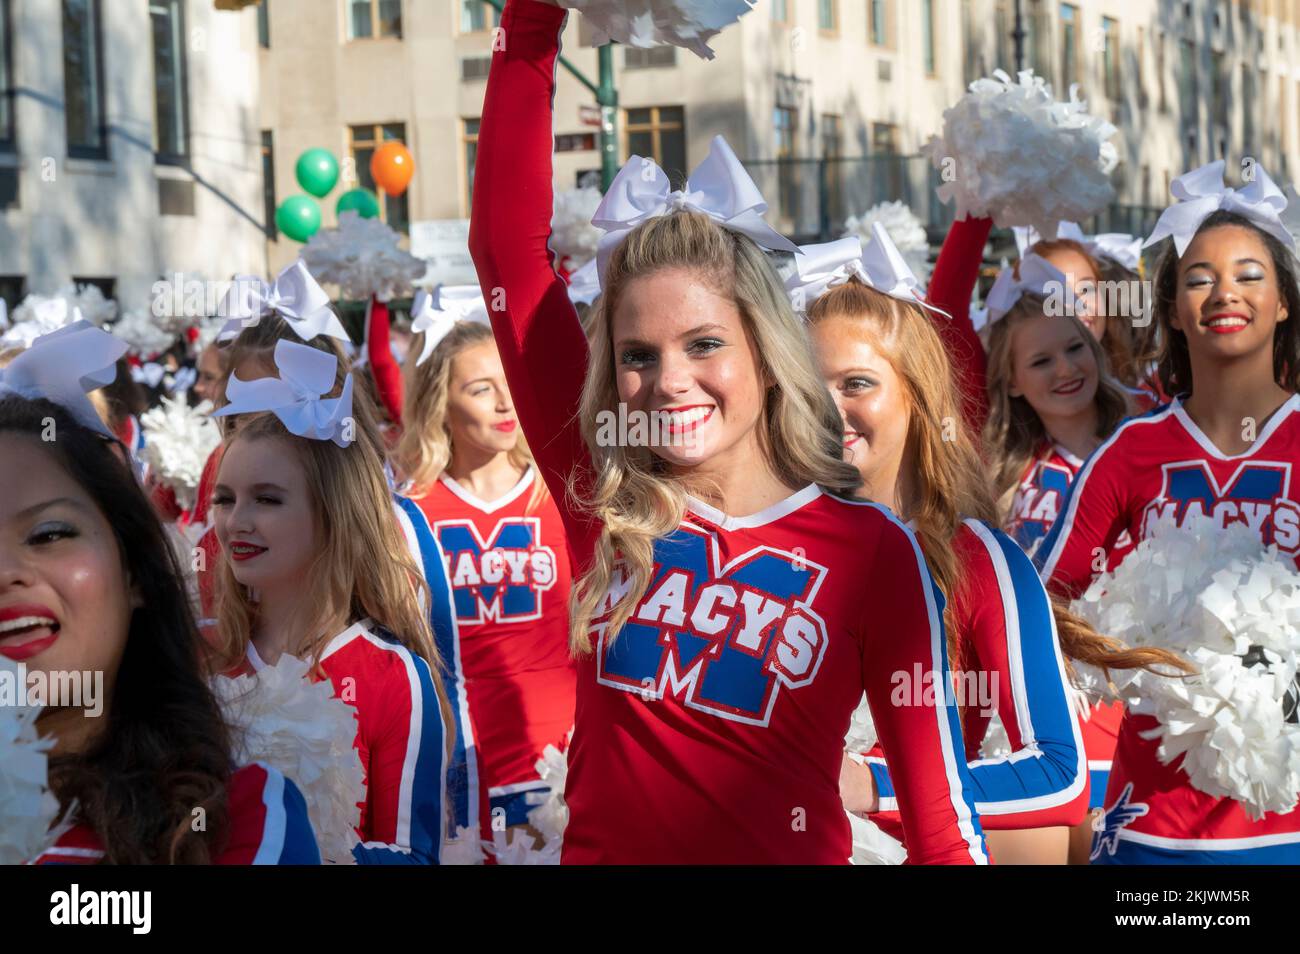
left=408, top=219, right=478, bottom=287
left=579, top=104, right=602, bottom=127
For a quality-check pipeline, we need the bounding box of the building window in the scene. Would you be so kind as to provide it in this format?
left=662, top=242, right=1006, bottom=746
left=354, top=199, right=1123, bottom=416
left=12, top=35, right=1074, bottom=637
left=262, top=130, right=277, bottom=239
left=774, top=106, right=797, bottom=219
left=1102, top=16, right=1119, bottom=101
left=150, top=1, right=189, bottom=163
left=347, top=0, right=402, bottom=40
left=258, top=0, right=270, bottom=48
left=348, top=122, right=410, bottom=233
left=626, top=105, right=686, bottom=188
left=870, top=0, right=888, bottom=47
left=1180, top=40, right=1197, bottom=150
left=1211, top=51, right=1227, bottom=131
left=1156, top=30, right=1167, bottom=113
left=72, top=277, right=115, bottom=302
left=1243, top=64, right=1255, bottom=153
left=1059, top=3, right=1079, bottom=90
left=555, top=132, right=596, bottom=152
left=871, top=122, right=898, bottom=153
left=460, top=1, right=500, bottom=33
left=818, top=0, right=837, bottom=33
left=0, top=275, right=23, bottom=314
left=624, top=47, right=676, bottom=70
left=63, top=0, right=108, bottom=158
left=0, top=0, right=12, bottom=150
left=921, top=0, right=936, bottom=75
left=823, top=113, right=843, bottom=227
left=772, top=0, right=789, bottom=23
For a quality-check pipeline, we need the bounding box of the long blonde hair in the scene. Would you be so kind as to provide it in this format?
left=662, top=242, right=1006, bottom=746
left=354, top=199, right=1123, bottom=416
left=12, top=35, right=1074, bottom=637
left=809, top=280, right=1190, bottom=682
left=983, top=296, right=1131, bottom=514
left=568, top=211, right=861, bottom=653
left=806, top=279, right=995, bottom=661
left=394, top=321, right=546, bottom=511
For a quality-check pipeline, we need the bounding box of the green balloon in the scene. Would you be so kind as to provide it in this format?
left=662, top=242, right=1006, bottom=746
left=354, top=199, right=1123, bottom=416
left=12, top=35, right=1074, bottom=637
left=336, top=188, right=381, bottom=219
left=275, top=195, right=322, bottom=243
left=295, top=148, right=340, bottom=198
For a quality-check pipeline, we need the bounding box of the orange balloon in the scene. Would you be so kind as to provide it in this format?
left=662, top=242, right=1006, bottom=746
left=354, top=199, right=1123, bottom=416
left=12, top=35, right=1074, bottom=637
left=370, top=141, right=414, bottom=197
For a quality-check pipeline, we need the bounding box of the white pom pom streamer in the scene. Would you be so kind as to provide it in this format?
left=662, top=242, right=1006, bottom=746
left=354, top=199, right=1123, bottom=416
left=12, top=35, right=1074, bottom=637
left=1071, top=515, right=1300, bottom=818
left=0, top=680, right=61, bottom=864
left=549, top=186, right=604, bottom=270
left=923, top=70, right=1118, bottom=237
left=843, top=201, right=932, bottom=284
left=847, top=811, right=907, bottom=865
left=844, top=693, right=877, bottom=755
left=1, top=282, right=120, bottom=349
left=301, top=211, right=427, bottom=303
left=109, top=309, right=176, bottom=359
left=441, top=824, right=487, bottom=865
left=140, top=397, right=222, bottom=511
left=213, top=653, right=367, bottom=864
left=561, top=0, right=756, bottom=60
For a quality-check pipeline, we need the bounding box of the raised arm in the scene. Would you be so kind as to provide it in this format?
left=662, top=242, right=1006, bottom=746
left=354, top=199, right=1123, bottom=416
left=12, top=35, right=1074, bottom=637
left=861, top=509, right=990, bottom=864
left=925, top=215, right=993, bottom=435
left=366, top=297, right=404, bottom=427
left=468, top=0, right=599, bottom=566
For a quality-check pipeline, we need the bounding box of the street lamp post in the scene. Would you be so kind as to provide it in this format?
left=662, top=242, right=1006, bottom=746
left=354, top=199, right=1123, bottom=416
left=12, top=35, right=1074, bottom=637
left=1013, top=0, right=1026, bottom=73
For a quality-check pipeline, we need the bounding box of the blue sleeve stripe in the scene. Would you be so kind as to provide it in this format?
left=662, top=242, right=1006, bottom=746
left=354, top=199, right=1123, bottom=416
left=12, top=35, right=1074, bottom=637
left=275, top=770, right=323, bottom=864
left=250, top=763, right=287, bottom=865
left=873, top=505, right=988, bottom=863
left=350, top=638, right=447, bottom=865
left=962, top=522, right=1086, bottom=814
left=392, top=494, right=478, bottom=835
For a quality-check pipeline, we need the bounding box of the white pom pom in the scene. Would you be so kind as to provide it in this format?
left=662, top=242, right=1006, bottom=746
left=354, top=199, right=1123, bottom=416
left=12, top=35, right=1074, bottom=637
left=109, top=309, right=176, bottom=359
left=485, top=827, right=561, bottom=865
left=1071, top=515, right=1300, bottom=818
left=301, top=211, right=427, bottom=303
left=2, top=284, right=118, bottom=348
left=0, top=681, right=61, bottom=864
left=441, top=824, right=487, bottom=865
left=140, top=397, right=222, bottom=511
left=843, top=201, right=932, bottom=283
left=560, top=0, right=756, bottom=60
left=522, top=736, right=571, bottom=858
left=549, top=186, right=604, bottom=270
left=213, top=653, right=367, bottom=864
left=923, top=70, right=1118, bottom=236
left=846, top=811, right=907, bottom=865
left=844, top=693, right=877, bottom=755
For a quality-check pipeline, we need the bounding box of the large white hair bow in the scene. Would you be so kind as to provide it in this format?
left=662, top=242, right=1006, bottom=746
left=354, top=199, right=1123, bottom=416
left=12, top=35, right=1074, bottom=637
left=981, top=253, right=1077, bottom=330
left=217, top=261, right=350, bottom=344
left=784, top=223, right=943, bottom=317
left=410, top=285, right=490, bottom=366
left=213, top=339, right=354, bottom=447
left=566, top=259, right=601, bottom=307
left=1014, top=221, right=1144, bottom=271
left=591, top=134, right=800, bottom=284
left=1143, top=160, right=1296, bottom=257
left=0, top=321, right=126, bottom=437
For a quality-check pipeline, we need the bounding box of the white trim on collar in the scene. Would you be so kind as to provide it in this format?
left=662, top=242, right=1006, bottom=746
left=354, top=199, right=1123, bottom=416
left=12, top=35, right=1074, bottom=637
left=685, top=483, right=822, bottom=531
left=320, top=618, right=376, bottom=662
left=1171, top=393, right=1300, bottom=461
left=438, top=467, right=534, bottom=514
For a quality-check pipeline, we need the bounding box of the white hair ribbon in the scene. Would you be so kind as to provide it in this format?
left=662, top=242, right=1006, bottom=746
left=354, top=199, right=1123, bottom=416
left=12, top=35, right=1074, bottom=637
left=785, top=224, right=945, bottom=318
left=1143, top=160, right=1296, bottom=257
left=981, top=252, right=1077, bottom=330
left=131, top=362, right=167, bottom=389
left=217, top=260, right=350, bottom=344
left=592, top=134, right=801, bottom=285
left=410, top=285, right=490, bottom=366
left=566, top=259, right=601, bottom=307
left=1014, top=221, right=1143, bottom=271
left=213, top=339, right=354, bottom=447
left=0, top=320, right=126, bottom=437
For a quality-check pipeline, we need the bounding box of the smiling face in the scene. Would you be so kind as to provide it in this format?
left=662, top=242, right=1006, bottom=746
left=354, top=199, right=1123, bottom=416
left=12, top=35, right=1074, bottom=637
left=212, top=434, right=319, bottom=595
left=1008, top=315, right=1100, bottom=420
left=611, top=267, right=769, bottom=471
left=810, top=314, right=911, bottom=489
left=1171, top=224, right=1290, bottom=365
left=1039, top=246, right=1105, bottom=341
left=0, top=434, right=133, bottom=683
left=446, top=339, right=520, bottom=458
left=194, top=343, right=225, bottom=405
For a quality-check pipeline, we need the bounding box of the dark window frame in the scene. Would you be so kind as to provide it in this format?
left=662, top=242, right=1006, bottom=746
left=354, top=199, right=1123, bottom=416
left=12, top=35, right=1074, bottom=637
left=0, top=0, right=14, bottom=151
left=150, top=0, right=192, bottom=167
left=63, top=0, right=110, bottom=160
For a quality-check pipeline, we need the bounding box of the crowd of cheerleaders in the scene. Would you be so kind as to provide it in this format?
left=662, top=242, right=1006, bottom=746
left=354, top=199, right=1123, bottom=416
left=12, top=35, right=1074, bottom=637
left=7, top=0, right=1300, bottom=866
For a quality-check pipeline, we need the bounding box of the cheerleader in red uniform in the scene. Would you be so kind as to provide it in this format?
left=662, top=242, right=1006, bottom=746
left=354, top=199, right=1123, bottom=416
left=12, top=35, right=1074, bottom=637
left=210, top=339, right=454, bottom=864
left=469, top=0, right=989, bottom=864
left=392, top=311, right=575, bottom=844
left=1038, top=161, right=1300, bottom=863
left=0, top=327, right=318, bottom=864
